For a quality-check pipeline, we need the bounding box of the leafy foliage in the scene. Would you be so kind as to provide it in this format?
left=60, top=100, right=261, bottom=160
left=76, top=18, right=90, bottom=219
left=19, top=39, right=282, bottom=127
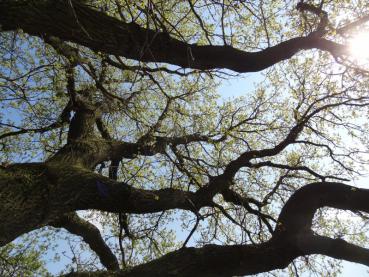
left=1, top=0, right=369, bottom=276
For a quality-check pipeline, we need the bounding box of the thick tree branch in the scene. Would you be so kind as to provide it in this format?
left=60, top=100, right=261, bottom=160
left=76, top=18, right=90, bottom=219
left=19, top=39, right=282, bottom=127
left=48, top=132, right=219, bottom=169
left=62, top=181, right=369, bottom=276
left=62, top=233, right=369, bottom=277
left=300, top=235, right=369, bottom=266
left=0, top=163, right=209, bottom=246
left=221, top=120, right=307, bottom=178
left=63, top=240, right=298, bottom=277
left=105, top=56, right=197, bottom=76
left=50, top=212, right=120, bottom=271
left=276, top=182, right=369, bottom=234
left=2, top=162, right=369, bottom=276
left=0, top=0, right=348, bottom=73
left=196, top=120, right=307, bottom=199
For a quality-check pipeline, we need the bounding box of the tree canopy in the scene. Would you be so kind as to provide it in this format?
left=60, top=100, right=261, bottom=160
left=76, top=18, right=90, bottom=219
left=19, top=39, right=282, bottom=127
left=1, top=0, right=369, bottom=276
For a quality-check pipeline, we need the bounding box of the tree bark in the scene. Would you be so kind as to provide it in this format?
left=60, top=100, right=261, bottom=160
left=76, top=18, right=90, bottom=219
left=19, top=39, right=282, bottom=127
left=0, top=162, right=202, bottom=246
left=50, top=212, right=120, bottom=271
left=2, top=160, right=369, bottom=276
left=0, top=0, right=347, bottom=73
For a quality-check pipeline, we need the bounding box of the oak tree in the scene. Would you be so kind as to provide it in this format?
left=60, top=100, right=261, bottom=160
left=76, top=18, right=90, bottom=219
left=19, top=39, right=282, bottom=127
left=1, top=0, right=369, bottom=276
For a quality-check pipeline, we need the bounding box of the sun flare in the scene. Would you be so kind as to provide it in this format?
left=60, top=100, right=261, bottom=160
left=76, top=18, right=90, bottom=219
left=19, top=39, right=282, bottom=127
left=349, top=32, right=369, bottom=60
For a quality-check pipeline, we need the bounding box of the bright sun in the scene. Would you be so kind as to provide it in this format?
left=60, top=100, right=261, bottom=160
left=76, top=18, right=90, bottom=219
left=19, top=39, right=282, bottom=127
left=349, top=32, right=369, bottom=60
